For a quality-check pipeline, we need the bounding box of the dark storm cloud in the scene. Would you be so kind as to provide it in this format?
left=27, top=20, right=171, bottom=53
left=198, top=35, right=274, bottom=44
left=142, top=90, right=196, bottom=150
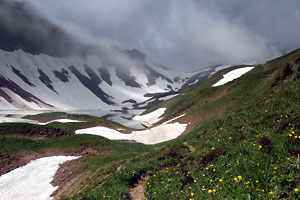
left=10, top=0, right=300, bottom=70
left=0, top=0, right=81, bottom=57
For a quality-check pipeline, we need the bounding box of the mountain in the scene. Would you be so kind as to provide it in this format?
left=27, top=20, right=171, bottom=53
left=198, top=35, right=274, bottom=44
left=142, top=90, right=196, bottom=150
left=0, top=0, right=214, bottom=116
left=1, top=49, right=299, bottom=199
left=3, top=1, right=300, bottom=200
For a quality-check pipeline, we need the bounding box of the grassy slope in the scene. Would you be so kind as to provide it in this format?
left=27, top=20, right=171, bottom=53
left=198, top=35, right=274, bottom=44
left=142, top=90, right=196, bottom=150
left=76, top=49, right=300, bottom=200
left=0, top=113, right=144, bottom=197
left=0, top=49, right=300, bottom=199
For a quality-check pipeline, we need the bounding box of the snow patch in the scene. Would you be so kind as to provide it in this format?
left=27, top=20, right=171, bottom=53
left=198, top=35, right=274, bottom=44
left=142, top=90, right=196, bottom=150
left=0, top=156, right=79, bottom=200
left=212, top=67, right=254, bottom=87
left=0, top=116, right=82, bottom=125
left=38, top=119, right=83, bottom=125
left=75, top=115, right=187, bottom=144
left=162, top=114, right=185, bottom=125
left=188, top=79, right=199, bottom=86
left=133, top=108, right=166, bottom=127
left=0, top=117, right=37, bottom=124
left=158, top=94, right=179, bottom=101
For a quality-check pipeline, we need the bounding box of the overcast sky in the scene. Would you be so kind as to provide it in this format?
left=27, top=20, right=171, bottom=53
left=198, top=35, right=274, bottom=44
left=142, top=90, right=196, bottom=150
left=17, top=0, right=300, bottom=70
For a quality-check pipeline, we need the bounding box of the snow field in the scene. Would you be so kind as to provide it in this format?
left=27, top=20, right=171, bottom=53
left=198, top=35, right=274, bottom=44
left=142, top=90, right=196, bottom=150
left=0, top=117, right=37, bottom=124
left=133, top=108, right=166, bottom=127
left=0, top=117, right=83, bottom=125
left=0, top=49, right=195, bottom=111
left=75, top=114, right=187, bottom=144
left=0, top=156, right=80, bottom=200
left=38, top=119, right=84, bottom=125
left=212, top=67, right=254, bottom=87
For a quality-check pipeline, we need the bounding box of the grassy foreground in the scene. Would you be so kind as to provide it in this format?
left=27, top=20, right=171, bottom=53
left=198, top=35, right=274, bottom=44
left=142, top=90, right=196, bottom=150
left=0, top=49, right=300, bottom=199
left=62, top=50, right=300, bottom=199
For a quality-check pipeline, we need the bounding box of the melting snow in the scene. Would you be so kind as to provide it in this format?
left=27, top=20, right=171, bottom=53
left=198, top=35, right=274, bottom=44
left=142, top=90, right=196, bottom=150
left=38, top=119, right=83, bottom=125
left=0, top=156, right=79, bottom=200
left=0, top=117, right=37, bottom=124
left=212, top=67, right=254, bottom=87
left=76, top=115, right=187, bottom=144
left=133, top=108, right=166, bottom=127
left=158, top=94, right=179, bottom=101
left=188, top=79, right=199, bottom=86
left=0, top=116, right=83, bottom=125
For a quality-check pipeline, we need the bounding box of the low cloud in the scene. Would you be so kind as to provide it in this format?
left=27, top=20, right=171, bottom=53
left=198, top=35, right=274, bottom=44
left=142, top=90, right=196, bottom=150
left=10, top=0, right=300, bottom=70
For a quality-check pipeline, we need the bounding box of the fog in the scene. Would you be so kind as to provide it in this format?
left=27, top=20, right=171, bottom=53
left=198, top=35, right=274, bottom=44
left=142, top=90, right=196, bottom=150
left=9, top=0, right=300, bottom=70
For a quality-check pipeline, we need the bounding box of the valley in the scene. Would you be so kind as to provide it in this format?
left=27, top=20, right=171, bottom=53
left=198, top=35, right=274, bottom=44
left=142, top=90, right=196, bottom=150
left=1, top=1, right=300, bottom=199
left=0, top=49, right=299, bottom=199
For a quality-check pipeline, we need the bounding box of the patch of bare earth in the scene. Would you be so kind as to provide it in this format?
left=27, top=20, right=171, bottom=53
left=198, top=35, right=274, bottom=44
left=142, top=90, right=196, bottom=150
left=51, top=156, right=85, bottom=199
left=129, top=172, right=151, bottom=200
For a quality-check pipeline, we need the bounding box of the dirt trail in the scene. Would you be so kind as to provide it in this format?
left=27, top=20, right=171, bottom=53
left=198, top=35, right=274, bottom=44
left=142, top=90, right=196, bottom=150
left=129, top=173, right=150, bottom=200
left=184, top=141, right=196, bottom=153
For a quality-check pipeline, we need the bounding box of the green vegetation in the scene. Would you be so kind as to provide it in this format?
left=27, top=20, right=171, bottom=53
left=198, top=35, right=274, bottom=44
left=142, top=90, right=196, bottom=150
left=145, top=64, right=300, bottom=199
left=1, top=49, right=300, bottom=199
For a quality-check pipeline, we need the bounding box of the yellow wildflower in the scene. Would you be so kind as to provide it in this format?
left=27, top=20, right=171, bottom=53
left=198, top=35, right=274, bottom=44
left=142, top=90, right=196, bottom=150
left=191, top=193, right=195, bottom=197
left=238, top=176, right=242, bottom=180
left=208, top=190, right=213, bottom=194
left=219, top=179, right=223, bottom=183
left=274, top=167, right=278, bottom=170
left=294, top=188, right=299, bottom=192
left=213, top=189, right=216, bottom=193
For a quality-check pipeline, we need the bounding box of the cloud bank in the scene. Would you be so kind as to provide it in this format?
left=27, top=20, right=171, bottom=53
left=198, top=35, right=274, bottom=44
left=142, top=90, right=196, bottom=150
left=12, top=0, right=300, bottom=70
